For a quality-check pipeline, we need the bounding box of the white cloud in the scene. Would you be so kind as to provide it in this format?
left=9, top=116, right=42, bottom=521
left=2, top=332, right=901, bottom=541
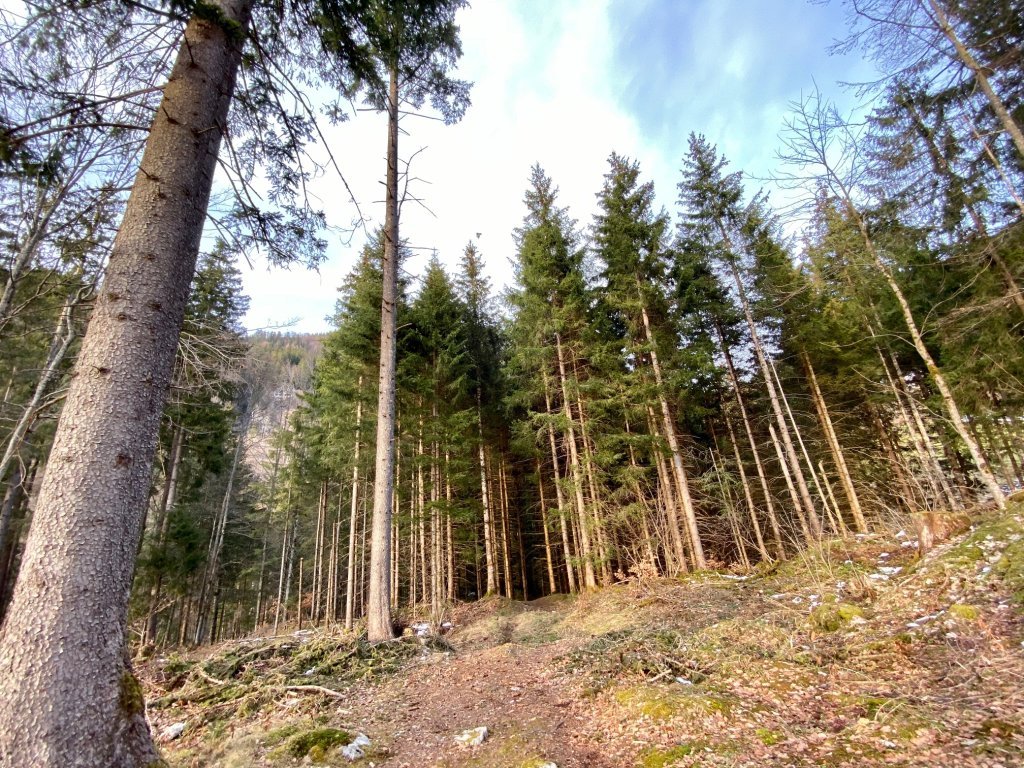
left=240, top=0, right=668, bottom=333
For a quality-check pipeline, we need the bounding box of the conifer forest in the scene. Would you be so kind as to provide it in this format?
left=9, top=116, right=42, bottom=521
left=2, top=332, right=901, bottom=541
left=1, top=1, right=1023, bottom=766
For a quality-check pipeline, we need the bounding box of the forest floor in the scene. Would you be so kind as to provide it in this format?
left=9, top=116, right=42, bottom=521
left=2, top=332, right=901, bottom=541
left=141, top=499, right=1024, bottom=768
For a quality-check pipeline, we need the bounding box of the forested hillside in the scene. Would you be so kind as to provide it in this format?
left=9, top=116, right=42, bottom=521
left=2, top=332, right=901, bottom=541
left=0, top=0, right=1022, bottom=765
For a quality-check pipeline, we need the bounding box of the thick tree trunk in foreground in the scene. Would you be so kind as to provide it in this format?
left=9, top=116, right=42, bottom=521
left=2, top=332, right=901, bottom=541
left=0, top=2, right=252, bottom=764
left=367, top=65, right=401, bottom=642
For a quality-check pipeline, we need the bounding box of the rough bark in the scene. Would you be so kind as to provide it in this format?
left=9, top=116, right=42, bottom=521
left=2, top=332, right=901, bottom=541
left=0, top=2, right=252, bottom=763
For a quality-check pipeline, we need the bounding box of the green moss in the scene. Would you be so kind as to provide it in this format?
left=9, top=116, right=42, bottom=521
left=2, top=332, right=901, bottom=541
left=810, top=603, right=865, bottom=632
left=273, top=727, right=351, bottom=759
left=119, top=670, right=145, bottom=716
left=615, top=685, right=733, bottom=721
left=948, top=603, right=980, bottom=621
left=640, top=744, right=696, bottom=767
left=615, top=686, right=681, bottom=720
left=755, top=727, right=782, bottom=745
left=264, top=723, right=301, bottom=745
left=994, top=533, right=1024, bottom=604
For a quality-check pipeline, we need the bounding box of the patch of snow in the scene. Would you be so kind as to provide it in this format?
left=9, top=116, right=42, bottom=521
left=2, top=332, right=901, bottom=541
left=879, top=552, right=890, bottom=559
left=896, top=530, right=907, bottom=538
left=303, top=668, right=316, bottom=676
left=720, top=573, right=750, bottom=581
left=675, top=677, right=693, bottom=686
left=411, top=622, right=431, bottom=637
left=877, top=566, right=902, bottom=575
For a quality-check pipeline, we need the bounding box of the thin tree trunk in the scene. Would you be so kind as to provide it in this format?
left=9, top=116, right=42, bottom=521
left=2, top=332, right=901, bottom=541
left=195, top=414, right=247, bottom=645
left=253, top=440, right=282, bottom=631
left=367, top=64, right=400, bottom=642
left=925, top=0, right=1024, bottom=162
left=477, top=402, right=497, bottom=594
left=847, top=199, right=1005, bottom=507
left=0, top=284, right=87, bottom=492
left=769, top=423, right=812, bottom=545
left=717, top=328, right=785, bottom=557
left=498, top=456, right=514, bottom=597
left=766, top=356, right=825, bottom=538
left=802, top=352, right=868, bottom=532
left=144, top=425, right=184, bottom=645
left=345, top=380, right=363, bottom=629
left=543, top=374, right=577, bottom=594
left=537, top=464, right=558, bottom=594
left=549, top=347, right=597, bottom=589
left=722, top=406, right=769, bottom=560
left=648, top=407, right=688, bottom=572
left=727, top=261, right=819, bottom=531
left=637, top=300, right=705, bottom=568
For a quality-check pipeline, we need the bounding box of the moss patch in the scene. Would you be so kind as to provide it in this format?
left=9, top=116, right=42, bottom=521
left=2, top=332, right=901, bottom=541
left=120, top=670, right=145, bottom=716
left=810, top=603, right=865, bottom=632
left=994, top=531, right=1024, bottom=604
left=755, top=727, right=783, bottom=745
left=948, top=603, right=980, bottom=621
left=275, top=727, right=351, bottom=760
left=639, top=743, right=697, bottom=767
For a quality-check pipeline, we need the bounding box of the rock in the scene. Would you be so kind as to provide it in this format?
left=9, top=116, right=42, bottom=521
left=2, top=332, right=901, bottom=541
left=454, top=726, right=488, bottom=747
left=160, top=722, right=186, bottom=741
left=341, top=734, right=371, bottom=761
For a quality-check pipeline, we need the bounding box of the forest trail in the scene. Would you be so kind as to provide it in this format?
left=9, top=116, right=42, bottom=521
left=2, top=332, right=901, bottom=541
left=144, top=502, right=1024, bottom=768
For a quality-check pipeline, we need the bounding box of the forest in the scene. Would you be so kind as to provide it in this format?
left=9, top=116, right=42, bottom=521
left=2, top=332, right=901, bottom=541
left=0, top=0, right=1022, bottom=766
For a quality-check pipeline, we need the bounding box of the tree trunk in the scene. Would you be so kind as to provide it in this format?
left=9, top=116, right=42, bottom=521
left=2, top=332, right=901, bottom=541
left=367, top=64, right=400, bottom=642
left=648, top=407, right=688, bottom=572
left=722, top=406, right=769, bottom=560
left=537, top=464, right=558, bottom=594
left=345, top=380, right=363, bottom=629
left=802, top=352, right=868, bottom=532
left=847, top=201, right=1005, bottom=507
left=727, top=261, right=820, bottom=532
left=0, top=285, right=86, bottom=496
left=716, top=329, right=785, bottom=557
left=552, top=338, right=597, bottom=588
left=766, top=356, right=825, bottom=538
left=194, top=415, right=247, bottom=645
left=0, top=2, right=252, bottom=762
left=638, top=300, right=705, bottom=568
left=476, top=403, right=496, bottom=595
left=543, top=379, right=577, bottom=594
left=144, top=425, right=185, bottom=644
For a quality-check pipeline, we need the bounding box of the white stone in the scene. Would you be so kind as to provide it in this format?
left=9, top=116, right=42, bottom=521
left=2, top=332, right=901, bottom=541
left=160, top=722, right=186, bottom=741
left=341, top=743, right=364, bottom=761
left=455, top=726, right=488, bottom=747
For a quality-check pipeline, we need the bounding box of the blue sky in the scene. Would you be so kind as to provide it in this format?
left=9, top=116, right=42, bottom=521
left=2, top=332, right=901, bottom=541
left=240, top=0, right=877, bottom=333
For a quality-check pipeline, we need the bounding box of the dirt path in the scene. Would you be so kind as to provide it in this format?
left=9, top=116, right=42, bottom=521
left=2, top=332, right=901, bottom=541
left=351, top=638, right=613, bottom=767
